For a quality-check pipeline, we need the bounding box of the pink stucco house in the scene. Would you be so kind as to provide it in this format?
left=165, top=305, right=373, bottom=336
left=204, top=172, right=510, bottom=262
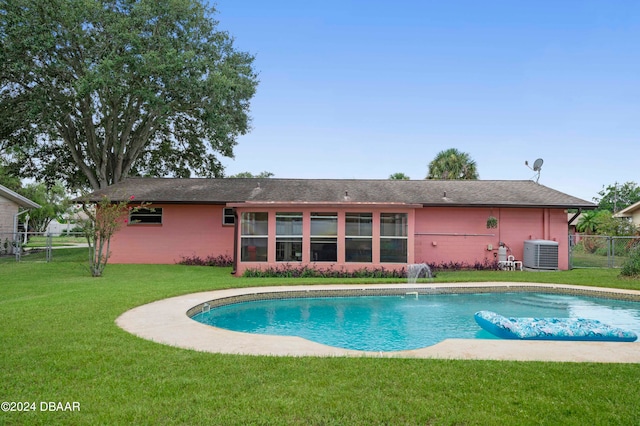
left=87, top=178, right=595, bottom=274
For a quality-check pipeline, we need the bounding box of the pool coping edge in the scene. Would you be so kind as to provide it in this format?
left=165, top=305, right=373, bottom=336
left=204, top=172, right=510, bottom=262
left=115, top=282, right=640, bottom=363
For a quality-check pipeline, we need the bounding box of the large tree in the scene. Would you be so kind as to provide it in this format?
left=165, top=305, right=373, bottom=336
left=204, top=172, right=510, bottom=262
left=593, top=181, right=640, bottom=213
left=0, top=163, right=21, bottom=191
left=426, top=148, right=479, bottom=180
left=0, top=0, right=258, bottom=190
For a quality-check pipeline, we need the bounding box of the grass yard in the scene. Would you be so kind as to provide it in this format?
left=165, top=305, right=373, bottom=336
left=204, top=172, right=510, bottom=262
left=1, top=249, right=640, bottom=425
left=23, top=235, right=87, bottom=248
left=571, top=251, right=613, bottom=268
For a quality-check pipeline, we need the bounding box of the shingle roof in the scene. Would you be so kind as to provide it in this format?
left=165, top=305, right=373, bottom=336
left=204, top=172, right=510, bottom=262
left=84, top=178, right=596, bottom=209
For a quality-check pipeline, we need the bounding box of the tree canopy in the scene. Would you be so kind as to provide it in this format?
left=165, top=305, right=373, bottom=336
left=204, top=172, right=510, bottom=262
left=18, top=182, right=71, bottom=232
left=389, top=172, right=410, bottom=180
left=426, top=148, right=479, bottom=180
left=576, top=209, right=637, bottom=236
left=228, top=171, right=274, bottom=178
left=576, top=210, right=600, bottom=234
left=1, top=0, right=258, bottom=190
left=593, top=181, right=640, bottom=213
left=0, top=163, right=21, bottom=191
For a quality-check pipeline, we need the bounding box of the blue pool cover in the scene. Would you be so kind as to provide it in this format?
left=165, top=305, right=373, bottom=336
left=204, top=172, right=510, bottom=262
left=474, top=310, right=638, bottom=342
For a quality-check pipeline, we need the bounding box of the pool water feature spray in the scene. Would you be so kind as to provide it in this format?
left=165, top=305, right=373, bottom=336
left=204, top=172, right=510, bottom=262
left=407, top=263, right=432, bottom=283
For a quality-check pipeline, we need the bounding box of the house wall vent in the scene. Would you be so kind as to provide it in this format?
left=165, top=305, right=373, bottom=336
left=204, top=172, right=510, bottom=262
left=523, top=240, right=559, bottom=270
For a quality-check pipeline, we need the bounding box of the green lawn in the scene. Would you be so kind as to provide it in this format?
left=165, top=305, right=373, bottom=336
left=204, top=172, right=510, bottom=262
left=22, top=235, right=86, bottom=248
left=2, top=249, right=640, bottom=425
left=571, top=251, right=612, bottom=268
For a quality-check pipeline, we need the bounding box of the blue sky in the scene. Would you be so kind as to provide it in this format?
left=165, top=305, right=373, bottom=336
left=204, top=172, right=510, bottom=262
left=213, top=0, right=639, bottom=203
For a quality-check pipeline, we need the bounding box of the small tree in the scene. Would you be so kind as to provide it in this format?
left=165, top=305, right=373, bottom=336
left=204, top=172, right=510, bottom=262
left=81, top=195, right=138, bottom=277
left=576, top=210, right=600, bottom=234
left=18, top=182, right=71, bottom=232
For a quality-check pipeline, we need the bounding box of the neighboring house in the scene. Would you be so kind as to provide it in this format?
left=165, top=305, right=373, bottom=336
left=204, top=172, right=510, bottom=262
left=568, top=212, right=581, bottom=233
left=46, top=209, right=89, bottom=236
left=614, top=200, right=640, bottom=230
left=86, top=178, right=596, bottom=273
left=568, top=212, right=584, bottom=242
left=0, top=183, right=41, bottom=246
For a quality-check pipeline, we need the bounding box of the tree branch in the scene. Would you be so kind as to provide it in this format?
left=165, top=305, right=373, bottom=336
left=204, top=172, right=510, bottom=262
left=57, top=118, right=100, bottom=190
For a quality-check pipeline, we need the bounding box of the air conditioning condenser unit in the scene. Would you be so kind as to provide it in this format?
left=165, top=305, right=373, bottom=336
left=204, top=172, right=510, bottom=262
left=523, top=240, right=559, bottom=270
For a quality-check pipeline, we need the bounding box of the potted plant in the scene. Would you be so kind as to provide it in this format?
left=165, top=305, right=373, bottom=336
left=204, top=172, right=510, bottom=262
left=486, top=216, right=498, bottom=229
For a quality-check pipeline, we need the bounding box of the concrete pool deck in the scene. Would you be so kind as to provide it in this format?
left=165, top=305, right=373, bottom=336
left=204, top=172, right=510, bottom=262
left=116, top=282, right=640, bottom=363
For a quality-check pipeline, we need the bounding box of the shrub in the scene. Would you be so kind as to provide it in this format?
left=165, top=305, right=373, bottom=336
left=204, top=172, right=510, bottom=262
left=241, top=259, right=503, bottom=278
left=242, top=265, right=412, bottom=279
left=177, top=254, right=233, bottom=267
left=64, top=226, right=84, bottom=234
left=180, top=257, right=500, bottom=277
left=620, top=246, right=640, bottom=278
left=426, top=259, right=500, bottom=272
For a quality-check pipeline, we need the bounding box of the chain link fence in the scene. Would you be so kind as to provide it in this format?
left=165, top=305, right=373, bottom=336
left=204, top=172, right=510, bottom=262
left=0, top=231, right=87, bottom=263
left=4, top=230, right=638, bottom=268
left=569, top=234, right=640, bottom=269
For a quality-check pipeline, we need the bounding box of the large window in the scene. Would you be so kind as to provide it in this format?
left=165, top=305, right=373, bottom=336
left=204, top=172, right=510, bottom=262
left=345, top=213, right=372, bottom=262
left=129, top=208, right=162, bottom=224
left=276, top=212, right=303, bottom=261
left=240, top=212, right=268, bottom=261
left=310, top=212, right=337, bottom=262
left=380, top=213, right=407, bottom=263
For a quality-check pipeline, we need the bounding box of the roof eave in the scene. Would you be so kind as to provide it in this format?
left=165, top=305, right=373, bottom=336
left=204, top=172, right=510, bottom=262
left=422, top=203, right=597, bottom=209
left=614, top=200, right=640, bottom=216
left=227, top=201, right=424, bottom=209
left=0, top=184, right=41, bottom=209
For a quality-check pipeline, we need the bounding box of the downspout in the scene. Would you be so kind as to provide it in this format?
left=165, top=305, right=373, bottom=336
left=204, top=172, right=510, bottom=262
left=13, top=210, right=29, bottom=255
left=543, top=209, right=551, bottom=240
left=568, top=208, right=582, bottom=227
left=23, top=213, right=30, bottom=244
left=231, top=208, right=238, bottom=275
left=13, top=210, right=29, bottom=239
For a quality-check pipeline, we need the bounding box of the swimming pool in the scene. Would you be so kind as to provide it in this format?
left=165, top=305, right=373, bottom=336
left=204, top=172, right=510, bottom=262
left=191, top=292, right=640, bottom=351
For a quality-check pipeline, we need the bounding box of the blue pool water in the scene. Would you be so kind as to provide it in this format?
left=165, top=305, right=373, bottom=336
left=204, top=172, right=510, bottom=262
left=191, top=292, right=640, bottom=352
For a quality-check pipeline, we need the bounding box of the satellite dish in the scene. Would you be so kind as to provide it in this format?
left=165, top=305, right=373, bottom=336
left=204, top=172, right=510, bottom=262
left=525, top=158, right=544, bottom=183
left=532, top=158, right=544, bottom=172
